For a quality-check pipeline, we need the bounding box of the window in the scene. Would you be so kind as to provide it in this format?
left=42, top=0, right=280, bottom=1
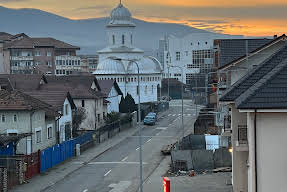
left=47, top=61, right=51, bottom=66
left=66, top=52, right=70, bottom=56
left=174, top=73, right=181, bottom=77
left=1, top=115, right=5, bottom=122
left=13, top=114, right=17, bottom=122
left=97, top=114, right=100, bottom=122
left=35, top=51, right=41, bottom=56
left=65, top=104, right=69, bottom=115
left=36, top=130, right=41, bottom=143
left=47, top=125, right=53, bottom=139
left=47, top=51, right=51, bottom=56
left=122, top=35, right=125, bottom=45
left=82, top=100, right=85, bottom=107
left=131, top=34, right=133, bottom=44
left=137, top=86, right=139, bottom=95
left=185, top=51, right=188, bottom=56
left=176, top=52, right=181, bottom=61
left=145, top=86, right=147, bottom=94
left=112, top=35, right=115, bottom=45
left=103, top=112, right=106, bottom=120
left=152, top=85, right=154, bottom=93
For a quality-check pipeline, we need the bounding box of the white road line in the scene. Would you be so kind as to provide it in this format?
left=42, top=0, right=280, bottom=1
left=121, top=156, right=128, bottom=162
left=147, top=139, right=151, bottom=143
left=89, top=162, right=148, bottom=165
left=156, top=127, right=168, bottom=130
left=188, top=114, right=191, bottom=116
left=136, top=147, right=139, bottom=150
left=168, top=114, right=171, bottom=116
left=156, top=132, right=160, bottom=136
left=172, top=114, right=176, bottom=116
left=83, top=189, right=88, bottom=192
left=104, top=170, right=112, bottom=177
left=178, top=114, right=181, bottom=116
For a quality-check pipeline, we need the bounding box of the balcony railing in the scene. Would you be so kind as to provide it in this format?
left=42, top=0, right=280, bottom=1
left=238, top=125, right=248, bottom=144
left=10, top=56, right=34, bottom=61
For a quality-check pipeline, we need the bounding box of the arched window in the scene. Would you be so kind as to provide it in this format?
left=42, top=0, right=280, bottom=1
left=112, top=35, right=115, bottom=45
left=131, top=34, right=133, bottom=45
left=122, top=35, right=125, bottom=45
left=152, top=85, right=154, bottom=93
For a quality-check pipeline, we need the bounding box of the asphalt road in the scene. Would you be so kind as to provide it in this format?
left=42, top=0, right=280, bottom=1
left=43, top=100, right=200, bottom=192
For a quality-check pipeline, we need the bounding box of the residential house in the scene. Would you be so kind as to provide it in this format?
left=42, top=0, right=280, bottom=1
left=0, top=32, right=80, bottom=75
left=0, top=90, right=59, bottom=154
left=45, top=75, right=107, bottom=129
left=97, top=79, right=123, bottom=113
left=214, top=35, right=287, bottom=129
left=219, top=41, right=287, bottom=192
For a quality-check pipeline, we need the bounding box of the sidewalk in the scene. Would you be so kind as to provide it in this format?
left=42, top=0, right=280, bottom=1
left=142, top=156, right=233, bottom=192
left=11, top=126, right=140, bottom=192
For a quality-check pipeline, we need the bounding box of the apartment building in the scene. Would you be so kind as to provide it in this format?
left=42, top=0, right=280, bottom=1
left=0, top=33, right=81, bottom=75
left=80, top=55, right=99, bottom=73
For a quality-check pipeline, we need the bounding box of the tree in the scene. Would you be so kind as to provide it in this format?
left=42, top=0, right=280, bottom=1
left=72, top=107, right=87, bottom=137
left=119, top=93, right=136, bottom=113
left=106, top=111, right=120, bottom=124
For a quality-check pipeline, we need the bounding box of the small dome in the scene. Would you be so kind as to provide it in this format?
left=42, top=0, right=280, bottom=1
left=127, top=56, right=162, bottom=74
left=93, top=57, right=126, bottom=75
left=109, top=3, right=135, bottom=26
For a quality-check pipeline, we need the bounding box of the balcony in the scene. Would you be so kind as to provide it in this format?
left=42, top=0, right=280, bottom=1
left=235, top=125, right=248, bottom=151
left=10, top=56, right=33, bottom=61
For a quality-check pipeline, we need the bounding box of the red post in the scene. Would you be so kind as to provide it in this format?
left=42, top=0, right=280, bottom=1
left=163, top=177, right=170, bottom=192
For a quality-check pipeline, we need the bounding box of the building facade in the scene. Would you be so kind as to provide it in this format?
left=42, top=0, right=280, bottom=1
left=93, top=2, right=162, bottom=104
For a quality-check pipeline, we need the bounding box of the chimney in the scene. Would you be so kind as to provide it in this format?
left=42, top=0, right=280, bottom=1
left=274, top=35, right=278, bottom=39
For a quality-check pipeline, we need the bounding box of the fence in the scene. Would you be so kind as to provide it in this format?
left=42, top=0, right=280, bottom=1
left=24, top=150, right=40, bottom=180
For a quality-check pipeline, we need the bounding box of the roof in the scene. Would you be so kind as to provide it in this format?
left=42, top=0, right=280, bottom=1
left=24, top=89, right=76, bottom=111
left=0, top=32, right=13, bottom=42
left=4, top=36, right=80, bottom=50
left=97, top=79, right=123, bottom=97
left=0, top=74, right=47, bottom=91
left=220, top=44, right=287, bottom=109
left=217, top=36, right=287, bottom=70
left=0, top=90, right=58, bottom=117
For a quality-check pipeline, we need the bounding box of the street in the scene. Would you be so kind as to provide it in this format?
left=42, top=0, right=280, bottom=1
left=42, top=100, right=200, bottom=192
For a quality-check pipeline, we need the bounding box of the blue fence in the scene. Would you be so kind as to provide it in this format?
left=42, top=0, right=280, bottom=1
left=0, top=142, right=14, bottom=156
left=40, top=132, right=94, bottom=173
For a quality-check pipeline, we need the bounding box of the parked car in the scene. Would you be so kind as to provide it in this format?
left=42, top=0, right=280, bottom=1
left=144, top=114, right=157, bottom=125
left=147, top=112, right=157, bottom=121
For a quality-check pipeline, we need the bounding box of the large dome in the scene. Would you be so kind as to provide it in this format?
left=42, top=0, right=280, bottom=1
left=108, top=3, right=135, bottom=26
left=127, top=56, right=162, bottom=74
left=93, top=58, right=126, bottom=75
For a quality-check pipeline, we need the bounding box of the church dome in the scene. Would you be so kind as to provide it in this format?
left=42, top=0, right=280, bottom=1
left=127, top=56, right=162, bottom=74
left=108, top=3, right=135, bottom=26
left=93, top=57, right=126, bottom=75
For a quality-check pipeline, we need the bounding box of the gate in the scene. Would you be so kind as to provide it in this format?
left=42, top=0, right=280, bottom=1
left=24, top=150, right=40, bottom=180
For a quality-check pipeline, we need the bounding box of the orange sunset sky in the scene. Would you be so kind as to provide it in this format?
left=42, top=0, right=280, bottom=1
left=1, top=0, right=287, bottom=36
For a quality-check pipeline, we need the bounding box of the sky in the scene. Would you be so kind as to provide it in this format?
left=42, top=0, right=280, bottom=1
left=1, top=0, right=287, bottom=36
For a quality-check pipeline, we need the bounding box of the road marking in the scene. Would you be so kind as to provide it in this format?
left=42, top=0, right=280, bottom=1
left=156, top=127, right=168, bottom=130
left=188, top=114, right=191, bottom=116
left=83, top=189, right=88, bottom=192
left=168, top=114, right=171, bottom=116
left=172, top=114, right=176, bottom=116
left=156, top=132, right=160, bottom=136
left=121, top=156, right=128, bottom=162
left=178, top=114, right=181, bottom=116
left=104, top=169, right=112, bottom=177
left=136, top=147, right=139, bottom=150
left=109, top=181, right=131, bottom=192
left=146, top=139, right=151, bottom=143
left=89, top=162, right=148, bottom=165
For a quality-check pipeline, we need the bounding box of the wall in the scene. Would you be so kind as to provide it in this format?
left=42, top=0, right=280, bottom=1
left=95, top=98, right=106, bottom=129
left=106, top=86, right=121, bottom=113
left=231, top=105, right=248, bottom=192
left=74, top=99, right=96, bottom=130
left=58, top=98, right=72, bottom=142
left=254, top=112, right=287, bottom=192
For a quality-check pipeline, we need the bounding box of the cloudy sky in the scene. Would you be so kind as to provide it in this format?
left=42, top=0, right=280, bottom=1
left=1, top=0, right=286, bottom=36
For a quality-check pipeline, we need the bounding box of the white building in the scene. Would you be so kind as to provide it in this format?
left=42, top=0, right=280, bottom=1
left=93, top=2, right=162, bottom=104
left=160, top=33, right=242, bottom=85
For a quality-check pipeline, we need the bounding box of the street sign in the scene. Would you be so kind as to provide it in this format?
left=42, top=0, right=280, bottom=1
left=163, top=177, right=170, bottom=192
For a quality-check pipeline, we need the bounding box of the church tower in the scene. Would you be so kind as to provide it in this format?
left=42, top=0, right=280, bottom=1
left=106, top=2, right=135, bottom=48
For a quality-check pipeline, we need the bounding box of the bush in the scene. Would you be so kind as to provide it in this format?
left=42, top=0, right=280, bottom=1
left=106, top=111, right=120, bottom=124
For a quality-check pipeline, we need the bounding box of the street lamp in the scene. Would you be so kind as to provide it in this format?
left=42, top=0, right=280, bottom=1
left=109, top=56, right=143, bottom=192
left=168, top=65, right=184, bottom=139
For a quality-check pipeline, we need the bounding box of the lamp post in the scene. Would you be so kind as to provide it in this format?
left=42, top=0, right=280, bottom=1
left=168, top=65, right=184, bottom=139
left=109, top=57, right=143, bottom=192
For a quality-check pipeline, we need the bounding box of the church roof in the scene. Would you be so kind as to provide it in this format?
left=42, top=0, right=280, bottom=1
left=94, top=58, right=126, bottom=75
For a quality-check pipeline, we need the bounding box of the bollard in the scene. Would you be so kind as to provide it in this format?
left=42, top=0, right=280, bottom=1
left=76, top=144, right=81, bottom=156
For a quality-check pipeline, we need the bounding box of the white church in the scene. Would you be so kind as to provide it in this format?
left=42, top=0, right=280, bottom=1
left=93, top=2, right=162, bottom=104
